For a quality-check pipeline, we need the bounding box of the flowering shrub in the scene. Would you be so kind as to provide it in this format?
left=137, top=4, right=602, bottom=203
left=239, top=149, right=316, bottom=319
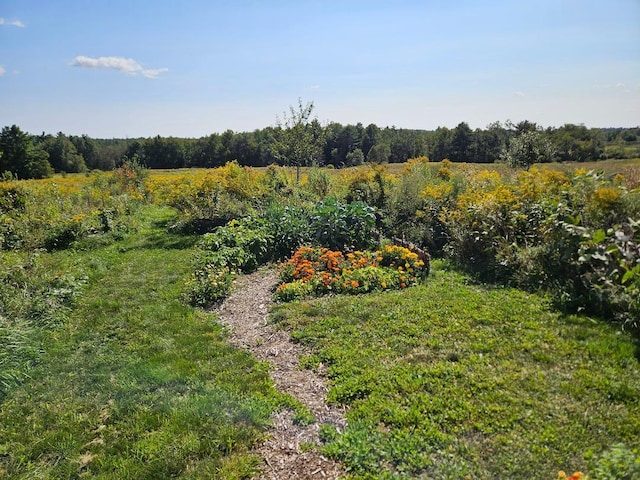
left=0, top=174, right=135, bottom=251
left=275, top=245, right=428, bottom=301
left=148, top=162, right=263, bottom=233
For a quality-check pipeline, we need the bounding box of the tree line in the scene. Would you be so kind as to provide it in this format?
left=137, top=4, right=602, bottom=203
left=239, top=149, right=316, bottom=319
left=1, top=117, right=638, bottom=180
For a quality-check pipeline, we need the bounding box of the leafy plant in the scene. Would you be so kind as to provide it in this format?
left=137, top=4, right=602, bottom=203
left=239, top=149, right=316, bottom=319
left=310, top=198, right=377, bottom=251
left=587, top=443, right=640, bottom=480
left=575, top=220, right=640, bottom=329
left=186, top=217, right=271, bottom=307
left=262, top=203, right=312, bottom=260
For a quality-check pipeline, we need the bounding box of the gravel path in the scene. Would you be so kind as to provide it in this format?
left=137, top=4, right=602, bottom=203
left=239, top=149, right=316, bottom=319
left=215, top=268, right=347, bottom=480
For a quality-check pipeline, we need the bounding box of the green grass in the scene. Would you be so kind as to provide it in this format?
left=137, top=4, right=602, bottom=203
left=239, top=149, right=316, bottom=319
left=0, top=206, right=290, bottom=479
left=271, top=261, right=640, bottom=479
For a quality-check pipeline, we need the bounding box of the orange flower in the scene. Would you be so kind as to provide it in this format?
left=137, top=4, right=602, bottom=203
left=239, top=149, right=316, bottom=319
left=351, top=280, right=359, bottom=288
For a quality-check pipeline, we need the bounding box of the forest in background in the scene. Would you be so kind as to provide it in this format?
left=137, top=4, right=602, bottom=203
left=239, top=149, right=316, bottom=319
left=1, top=118, right=639, bottom=179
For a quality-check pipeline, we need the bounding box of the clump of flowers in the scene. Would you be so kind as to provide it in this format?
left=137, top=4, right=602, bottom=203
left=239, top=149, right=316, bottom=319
left=557, top=471, right=584, bottom=480
left=275, top=244, right=428, bottom=301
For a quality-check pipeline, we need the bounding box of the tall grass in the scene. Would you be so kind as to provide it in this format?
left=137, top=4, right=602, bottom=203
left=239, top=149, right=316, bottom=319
left=0, top=206, right=294, bottom=479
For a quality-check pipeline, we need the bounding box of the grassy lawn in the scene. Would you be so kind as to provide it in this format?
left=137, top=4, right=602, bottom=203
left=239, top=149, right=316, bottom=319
left=0, top=207, right=289, bottom=479
left=271, top=261, right=640, bottom=479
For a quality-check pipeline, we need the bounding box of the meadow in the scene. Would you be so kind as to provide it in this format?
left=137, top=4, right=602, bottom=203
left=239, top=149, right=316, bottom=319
left=1, top=158, right=639, bottom=478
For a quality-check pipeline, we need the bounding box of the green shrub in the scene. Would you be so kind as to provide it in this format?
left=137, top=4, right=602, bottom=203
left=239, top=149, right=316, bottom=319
left=0, top=182, right=27, bottom=213
left=196, top=218, right=271, bottom=273
left=43, top=217, right=87, bottom=251
left=186, top=217, right=271, bottom=308
left=172, top=189, right=257, bottom=234
left=575, top=220, right=640, bottom=329
left=587, top=443, right=640, bottom=480
left=305, top=167, right=333, bottom=199
left=184, top=267, right=235, bottom=308
left=310, top=198, right=377, bottom=251
left=262, top=203, right=312, bottom=260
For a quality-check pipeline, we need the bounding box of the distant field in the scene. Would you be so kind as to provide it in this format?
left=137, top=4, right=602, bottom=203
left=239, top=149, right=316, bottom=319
left=142, top=157, right=640, bottom=183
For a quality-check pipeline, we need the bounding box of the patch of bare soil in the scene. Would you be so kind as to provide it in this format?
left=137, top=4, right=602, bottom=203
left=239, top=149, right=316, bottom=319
left=215, top=268, right=347, bottom=480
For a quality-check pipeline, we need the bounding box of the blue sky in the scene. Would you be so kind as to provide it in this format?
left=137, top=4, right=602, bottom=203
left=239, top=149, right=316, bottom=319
left=1, top=0, right=639, bottom=138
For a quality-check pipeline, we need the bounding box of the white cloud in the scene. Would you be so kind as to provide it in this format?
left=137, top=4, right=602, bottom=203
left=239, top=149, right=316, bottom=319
left=0, top=18, right=26, bottom=27
left=0, top=66, right=5, bottom=76
left=514, top=91, right=526, bottom=97
left=70, top=55, right=168, bottom=79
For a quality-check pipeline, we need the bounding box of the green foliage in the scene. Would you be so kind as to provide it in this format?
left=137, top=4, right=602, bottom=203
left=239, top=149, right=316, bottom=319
left=161, top=162, right=260, bottom=234
left=184, top=266, right=235, bottom=308
left=40, top=132, right=88, bottom=173
left=0, top=125, right=53, bottom=179
left=367, top=142, right=391, bottom=164
left=43, top=216, right=87, bottom=251
left=270, top=99, right=324, bottom=182
left=573, top=220, right=640, bottom=329
left=344, top=165, right=389, bottom=211
left=310, top=198, right=377, bottom=251
left=587, top=443, right=640, bottom=480
left=384, top=158, right=455, bottom=250
left=197, top=218, right=272, bottom=272
left=262, top=203, right=312, bottom=260
left=305, top=166, right=333, bottom=199
left=0, top=183, right=26, bottom=212
left=0, top=252, right=86, bottom=398
left=404, top=164, right=640, bottom=331
left=272, top=262, right=640, bottom=478
left=0, top=207, right=288, bottom=479
left=186, top=217, right=271, bottom=307
left=345, top=147, right=365, bottom=166
left=501, top=130, right=557, bottom=169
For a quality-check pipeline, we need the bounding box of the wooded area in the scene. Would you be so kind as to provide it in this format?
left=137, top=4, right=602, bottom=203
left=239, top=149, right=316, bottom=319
left=1, top=118, right=639, bottom=179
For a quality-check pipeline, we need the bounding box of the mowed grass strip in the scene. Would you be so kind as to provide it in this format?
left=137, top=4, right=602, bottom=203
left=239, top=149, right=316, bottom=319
left=0, top=207, right=285, bottom=479
left=271, top=260, right=640, bottom=479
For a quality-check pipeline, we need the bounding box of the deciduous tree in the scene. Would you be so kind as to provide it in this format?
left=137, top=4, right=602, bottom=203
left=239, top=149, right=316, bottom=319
left=271, top=99, right=324, bottom=182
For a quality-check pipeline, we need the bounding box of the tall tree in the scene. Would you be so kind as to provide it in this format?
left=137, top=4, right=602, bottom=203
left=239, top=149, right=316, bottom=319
left=271, top=99, right=324, bottom=182
left=450, top=122, right=474, bottom=162
left=70, top=134, right=99, bottom=170
left=430, top=127, right=453, bottom=162
left=0, top=125, right=53, bottom=179
left=362, top=123, right=380, bottom=157
left=367, top=143, right=391, bottom=164
left=551, top=124, right=603, bottom=162
left=501, top=130, right=556, bottom=169
left=42, top=132, right=87, bottom=173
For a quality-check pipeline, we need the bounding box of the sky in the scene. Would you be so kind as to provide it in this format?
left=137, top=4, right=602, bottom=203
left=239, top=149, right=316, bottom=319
left=1, top=0, right=639, bottom=138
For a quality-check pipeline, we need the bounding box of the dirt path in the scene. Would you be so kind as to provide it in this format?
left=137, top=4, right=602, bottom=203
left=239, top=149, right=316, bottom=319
left=215, top=268, right=347, bottom=480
